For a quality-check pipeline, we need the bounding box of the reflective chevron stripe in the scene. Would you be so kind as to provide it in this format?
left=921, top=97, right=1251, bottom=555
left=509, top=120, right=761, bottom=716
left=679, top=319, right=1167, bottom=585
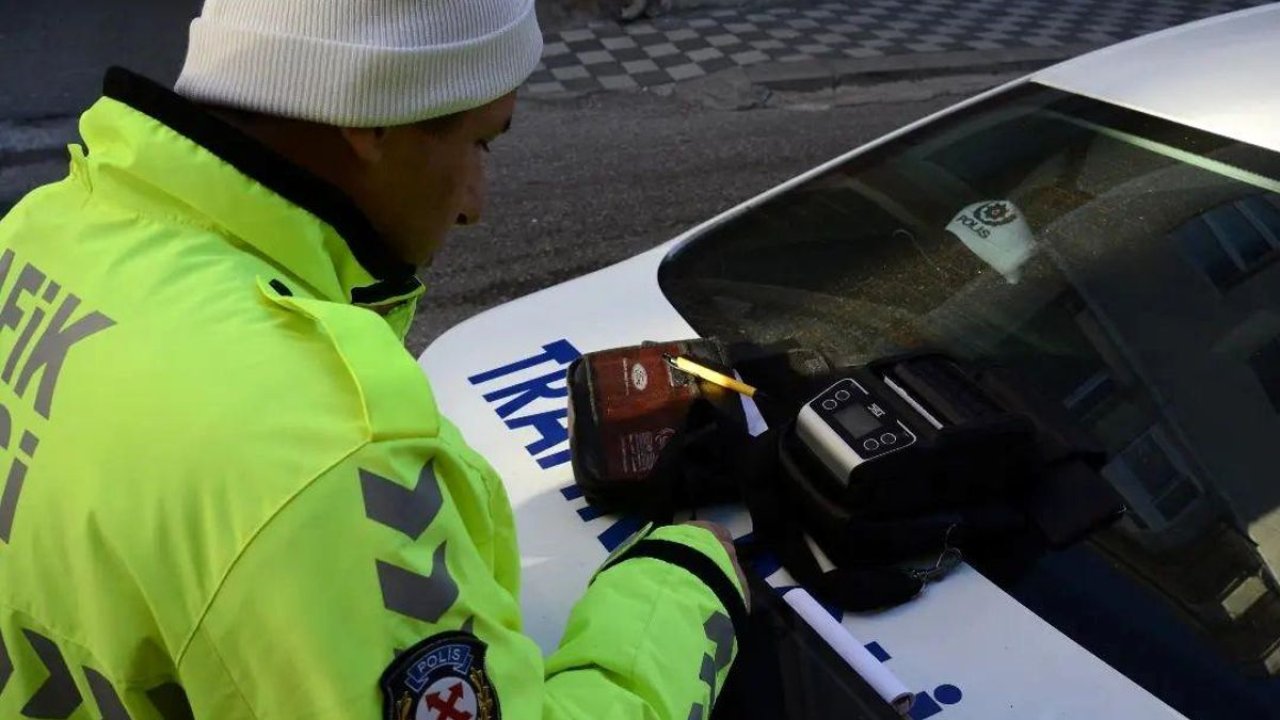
left=362, top=464, right=459, bottom=626
left=0, top=626, right=11, bottom=695
left=687, top=612, right=734, bottom=720
left=84, top=667, right=131, bottom=720
left=360, top=464, right=444, bottom=540
left=20, top=630, right=81, bottom=718
left=376, top=544, right=459, bottom=624
left=146, top=683, right=194, bottom=720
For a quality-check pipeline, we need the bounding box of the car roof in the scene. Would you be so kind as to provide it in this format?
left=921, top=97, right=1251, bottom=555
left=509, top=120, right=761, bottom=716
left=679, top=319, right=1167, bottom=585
left=1031, top=3, right=1280, bottom=154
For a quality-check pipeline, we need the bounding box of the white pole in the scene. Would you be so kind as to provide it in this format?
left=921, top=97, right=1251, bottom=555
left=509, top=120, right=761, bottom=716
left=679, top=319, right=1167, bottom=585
left=782, top=587, right=915, bottom=716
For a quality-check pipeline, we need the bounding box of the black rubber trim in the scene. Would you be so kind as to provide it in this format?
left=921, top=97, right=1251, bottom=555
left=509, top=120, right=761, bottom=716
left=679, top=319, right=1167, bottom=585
left=597, top=538, right=748, bottom=640
left=101, top=67, right=416, bottom=302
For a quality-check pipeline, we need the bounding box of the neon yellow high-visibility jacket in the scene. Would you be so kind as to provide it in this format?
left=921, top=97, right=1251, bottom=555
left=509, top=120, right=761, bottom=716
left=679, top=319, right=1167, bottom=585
left=0, top=68, right=747, bottom=720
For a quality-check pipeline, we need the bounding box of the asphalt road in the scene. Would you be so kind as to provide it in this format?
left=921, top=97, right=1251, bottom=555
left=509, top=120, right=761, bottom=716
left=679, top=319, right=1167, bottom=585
left=408, top=88, right=961, bottom=354
left=1, top=11, right=967, bottom=357
left=0, top=86, right=965, bottom=354
left=1, top=0, right=201, bottom=120
left=0, top=0, right=998, bottom=356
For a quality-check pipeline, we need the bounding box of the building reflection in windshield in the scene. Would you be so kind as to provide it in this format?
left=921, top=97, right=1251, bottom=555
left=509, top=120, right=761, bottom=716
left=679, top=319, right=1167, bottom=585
left=1026, top=193, right=1280, bottom=678
left=659, top=86, right=1280, bottom=681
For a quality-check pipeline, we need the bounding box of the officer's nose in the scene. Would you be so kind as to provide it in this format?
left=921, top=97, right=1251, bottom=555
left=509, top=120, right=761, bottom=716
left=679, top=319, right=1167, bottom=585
left=456, top=183, right=485, bottom=227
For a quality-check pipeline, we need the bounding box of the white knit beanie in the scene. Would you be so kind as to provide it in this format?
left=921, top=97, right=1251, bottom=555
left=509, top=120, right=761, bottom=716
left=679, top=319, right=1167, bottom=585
left=174, top=0, right=543, bottom=127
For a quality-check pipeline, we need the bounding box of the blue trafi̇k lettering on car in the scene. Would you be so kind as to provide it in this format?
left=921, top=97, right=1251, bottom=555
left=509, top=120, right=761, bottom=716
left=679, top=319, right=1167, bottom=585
left=468, top=339, right=582, bottom=470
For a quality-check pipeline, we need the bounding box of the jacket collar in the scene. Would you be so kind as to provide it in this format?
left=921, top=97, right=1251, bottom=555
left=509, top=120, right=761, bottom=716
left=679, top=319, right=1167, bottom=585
left=92, top=67, right=423, bottom=308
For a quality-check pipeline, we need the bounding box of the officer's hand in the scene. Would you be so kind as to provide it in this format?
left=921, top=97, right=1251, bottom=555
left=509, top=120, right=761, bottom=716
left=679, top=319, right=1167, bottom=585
left=685, top=520, right=751, bottom=613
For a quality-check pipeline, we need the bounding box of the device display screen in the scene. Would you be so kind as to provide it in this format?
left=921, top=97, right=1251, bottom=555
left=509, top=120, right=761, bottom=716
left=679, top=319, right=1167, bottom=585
left=834, top=404, right=880, bottom=437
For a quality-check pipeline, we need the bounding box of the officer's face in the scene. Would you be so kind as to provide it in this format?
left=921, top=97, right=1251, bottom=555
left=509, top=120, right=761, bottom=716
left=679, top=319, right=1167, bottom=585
left=341, top=94, right=517, bottom=267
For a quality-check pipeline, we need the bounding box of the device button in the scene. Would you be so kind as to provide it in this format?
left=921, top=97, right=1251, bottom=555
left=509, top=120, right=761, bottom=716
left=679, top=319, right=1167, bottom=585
left=862, top=438, right=881, bottom=452
left=880, top=433, right=897, bottom=446
left=822, top=399, right=838, bottom=411
left=835, top=389, right=851, bottom=402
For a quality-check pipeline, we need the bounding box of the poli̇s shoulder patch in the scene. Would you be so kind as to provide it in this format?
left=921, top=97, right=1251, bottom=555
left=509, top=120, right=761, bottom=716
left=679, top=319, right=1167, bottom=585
left=381, top=632, right=501, bottom=720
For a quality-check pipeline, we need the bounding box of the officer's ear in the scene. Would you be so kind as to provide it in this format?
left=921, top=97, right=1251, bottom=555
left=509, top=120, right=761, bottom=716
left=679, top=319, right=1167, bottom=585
left=340, top=127, right=390, bottom=164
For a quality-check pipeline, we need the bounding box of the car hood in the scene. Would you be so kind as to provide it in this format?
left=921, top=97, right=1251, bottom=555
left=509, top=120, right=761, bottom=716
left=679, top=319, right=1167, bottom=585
left=419, top=244, right=1180, bottom=719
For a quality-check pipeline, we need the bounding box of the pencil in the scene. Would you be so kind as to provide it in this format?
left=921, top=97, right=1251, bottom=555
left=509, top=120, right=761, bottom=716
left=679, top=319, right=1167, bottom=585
left=664, top=354, right=762, bottom=398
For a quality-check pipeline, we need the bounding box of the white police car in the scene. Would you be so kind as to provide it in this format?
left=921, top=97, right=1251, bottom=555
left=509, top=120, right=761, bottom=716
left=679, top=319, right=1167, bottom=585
left=420, top=5, right=1280, bottom=718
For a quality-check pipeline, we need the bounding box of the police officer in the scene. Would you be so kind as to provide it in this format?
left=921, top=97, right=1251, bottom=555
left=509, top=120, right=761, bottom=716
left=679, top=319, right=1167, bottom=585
left=0, top=1, right=749, bottom=717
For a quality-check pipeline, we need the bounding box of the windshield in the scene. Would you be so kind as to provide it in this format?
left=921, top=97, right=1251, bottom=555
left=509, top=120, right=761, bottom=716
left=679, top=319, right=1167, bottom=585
left=659, top=84, right=1280, bottom=717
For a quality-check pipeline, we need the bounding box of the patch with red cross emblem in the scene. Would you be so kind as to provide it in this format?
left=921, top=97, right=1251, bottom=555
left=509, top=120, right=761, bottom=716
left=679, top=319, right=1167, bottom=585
left=380, top=632, right=501, bottom=720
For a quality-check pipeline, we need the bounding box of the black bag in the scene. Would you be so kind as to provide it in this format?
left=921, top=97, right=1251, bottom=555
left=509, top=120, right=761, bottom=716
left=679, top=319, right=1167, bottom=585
left=567, top=338, right=1124, bottom=612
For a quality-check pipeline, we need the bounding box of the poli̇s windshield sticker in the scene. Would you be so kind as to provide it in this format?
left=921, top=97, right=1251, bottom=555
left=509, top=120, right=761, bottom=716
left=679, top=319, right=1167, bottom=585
left=945, top=200, right=1035, bottom=284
